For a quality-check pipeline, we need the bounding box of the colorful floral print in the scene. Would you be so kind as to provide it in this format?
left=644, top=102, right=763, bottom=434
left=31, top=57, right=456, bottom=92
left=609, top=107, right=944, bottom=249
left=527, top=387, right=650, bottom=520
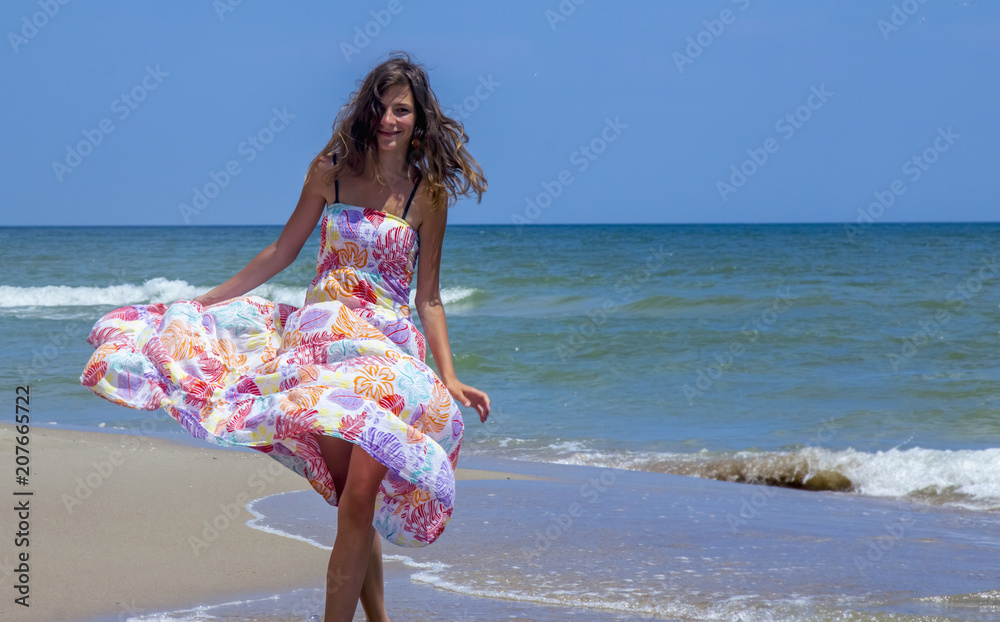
left=80, top=203, right=464, bottom=547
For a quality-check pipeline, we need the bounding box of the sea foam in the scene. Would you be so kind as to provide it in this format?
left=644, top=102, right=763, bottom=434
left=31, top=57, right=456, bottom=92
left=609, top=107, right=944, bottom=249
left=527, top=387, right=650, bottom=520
left=0, top=279, right=477, bottom=309
left=468, top=442, right=1000, bottom=511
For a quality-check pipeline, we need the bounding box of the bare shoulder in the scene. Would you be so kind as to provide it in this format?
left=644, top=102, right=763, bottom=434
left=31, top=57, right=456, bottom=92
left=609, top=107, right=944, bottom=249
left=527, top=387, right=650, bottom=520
left=304, top=153, right=337, bottom=205
left=315, top=152, right=335, bottom=174
left=412, top=181, right=447, bottom=235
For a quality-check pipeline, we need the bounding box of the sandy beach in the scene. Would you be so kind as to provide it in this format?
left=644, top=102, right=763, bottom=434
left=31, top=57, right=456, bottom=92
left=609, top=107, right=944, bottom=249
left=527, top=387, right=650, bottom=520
left=0, top=423, right=541, bottom=622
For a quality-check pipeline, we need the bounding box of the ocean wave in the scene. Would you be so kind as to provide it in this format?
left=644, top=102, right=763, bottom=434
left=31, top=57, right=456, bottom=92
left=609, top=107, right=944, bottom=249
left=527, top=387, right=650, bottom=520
left=0, top=278, right=203, bottom=307
left=474, top=443, right=1000, bottom=511
left=434, top=286, right=479, bottom=307
left=0, top=279, right=477, bottom=310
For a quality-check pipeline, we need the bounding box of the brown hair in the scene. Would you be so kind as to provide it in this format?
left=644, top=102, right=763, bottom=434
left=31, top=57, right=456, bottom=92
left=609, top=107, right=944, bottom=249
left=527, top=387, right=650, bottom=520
left=310, top=51, right=487, bottom=211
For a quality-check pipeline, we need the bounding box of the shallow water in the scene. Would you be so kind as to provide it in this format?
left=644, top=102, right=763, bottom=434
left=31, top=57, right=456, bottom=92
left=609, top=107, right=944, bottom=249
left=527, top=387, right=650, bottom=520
left=97, top=457, right=1000, bottom=621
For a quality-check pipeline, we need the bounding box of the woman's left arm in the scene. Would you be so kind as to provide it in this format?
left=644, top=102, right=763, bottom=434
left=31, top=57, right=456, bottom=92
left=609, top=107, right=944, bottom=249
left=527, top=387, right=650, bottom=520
left=414, top=201, right=491, bottom=422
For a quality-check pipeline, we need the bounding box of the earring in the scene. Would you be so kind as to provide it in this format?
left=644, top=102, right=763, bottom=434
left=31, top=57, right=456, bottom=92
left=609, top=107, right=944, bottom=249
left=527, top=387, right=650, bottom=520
left=410, top=137, right=421, bottom=149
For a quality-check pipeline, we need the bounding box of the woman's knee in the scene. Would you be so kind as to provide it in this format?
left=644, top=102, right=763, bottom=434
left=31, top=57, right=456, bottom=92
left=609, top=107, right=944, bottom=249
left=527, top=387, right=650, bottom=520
left=338, top=448, right=387, bottom=517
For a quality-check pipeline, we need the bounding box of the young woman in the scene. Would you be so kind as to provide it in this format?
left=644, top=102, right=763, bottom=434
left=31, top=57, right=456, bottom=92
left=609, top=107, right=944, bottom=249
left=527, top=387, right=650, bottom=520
left=80, top=51, right=490, bottom=621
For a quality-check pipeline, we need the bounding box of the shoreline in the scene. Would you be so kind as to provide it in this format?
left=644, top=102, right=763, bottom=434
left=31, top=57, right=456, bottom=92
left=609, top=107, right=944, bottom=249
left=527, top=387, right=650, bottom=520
left=0, top=422, right=543, bottom=622
left=3, top=421, right=999, bottom=621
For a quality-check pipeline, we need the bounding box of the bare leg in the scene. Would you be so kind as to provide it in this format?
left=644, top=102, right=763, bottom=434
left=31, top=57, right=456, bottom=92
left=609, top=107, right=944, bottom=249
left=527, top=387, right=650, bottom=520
left=315, top=434, right=389, bottom=620
left=315, top=434, right=389, bottom=622
left=359, top=527, right=389, bottom=622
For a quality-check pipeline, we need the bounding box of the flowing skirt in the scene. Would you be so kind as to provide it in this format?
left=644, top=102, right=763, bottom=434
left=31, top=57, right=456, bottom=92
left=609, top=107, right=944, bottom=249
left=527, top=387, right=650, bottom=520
left=81, top=294, right=464, bottom=547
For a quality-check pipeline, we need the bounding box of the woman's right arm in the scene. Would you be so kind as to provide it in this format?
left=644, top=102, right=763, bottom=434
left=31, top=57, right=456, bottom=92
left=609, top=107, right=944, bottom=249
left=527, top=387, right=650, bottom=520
left=192, top=159, right=330, bottom=307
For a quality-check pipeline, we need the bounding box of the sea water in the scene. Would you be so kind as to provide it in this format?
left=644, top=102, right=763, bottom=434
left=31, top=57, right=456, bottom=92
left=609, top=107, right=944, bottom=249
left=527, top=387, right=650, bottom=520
left=85, top=457, right=1000, bottom=621
left=3, top=222, right=999, bottom=620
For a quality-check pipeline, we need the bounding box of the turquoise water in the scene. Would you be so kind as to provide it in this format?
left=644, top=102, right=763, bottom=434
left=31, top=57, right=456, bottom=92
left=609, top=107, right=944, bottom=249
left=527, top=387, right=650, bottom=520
left=1, top=222, right=999, bottom=508
left=2, top=222, right=1000, bottom=620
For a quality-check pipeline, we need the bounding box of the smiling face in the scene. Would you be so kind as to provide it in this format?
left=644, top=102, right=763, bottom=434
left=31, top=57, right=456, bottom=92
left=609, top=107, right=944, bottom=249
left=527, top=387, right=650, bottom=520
left=375, top=83, right=416, bottom=154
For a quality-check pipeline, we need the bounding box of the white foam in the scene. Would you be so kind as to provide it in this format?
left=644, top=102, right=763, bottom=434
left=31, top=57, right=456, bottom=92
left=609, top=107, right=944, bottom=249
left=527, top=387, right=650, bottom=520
left=243, top=492, right=450, bottom=571
left=122, top=595, right=275, bottom=621
left=384, top=497, right=811, bottom=620
left=244, top=491, right=332, bottom=550
left=410, top=570, right=832, bottom=622
left=545, top=440, right=590, bottom=452
left=239, top=482, right=863, bottom=621
left=0, top=278, right=300, bottom=308
left=0, top=280, right=476, bottom=309
left=408, top=286, right=478, bottom=307
left=0, top=278, right=201, bottom=307
left=808, top=446, right=1000, bottom=510
left=500, top=443, right=1000, bottom=511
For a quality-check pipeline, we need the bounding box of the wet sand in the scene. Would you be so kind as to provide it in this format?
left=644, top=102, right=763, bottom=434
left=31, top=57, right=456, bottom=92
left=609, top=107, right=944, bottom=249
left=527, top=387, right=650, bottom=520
left=0, top=423, right=540, bottom=622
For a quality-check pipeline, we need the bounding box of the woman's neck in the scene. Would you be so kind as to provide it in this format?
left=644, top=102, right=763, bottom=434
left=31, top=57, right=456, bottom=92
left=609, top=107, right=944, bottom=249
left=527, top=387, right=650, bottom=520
left=377, top=150, right=408, bottom=182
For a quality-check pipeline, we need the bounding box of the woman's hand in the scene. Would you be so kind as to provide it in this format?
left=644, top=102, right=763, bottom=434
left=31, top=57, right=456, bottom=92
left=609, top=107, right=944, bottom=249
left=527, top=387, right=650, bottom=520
left=445, top=379, right=490, bottom=423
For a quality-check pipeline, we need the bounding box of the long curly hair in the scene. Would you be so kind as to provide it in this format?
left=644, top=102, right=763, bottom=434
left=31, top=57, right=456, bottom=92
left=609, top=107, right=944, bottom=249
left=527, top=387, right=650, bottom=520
left=310, top=51, right=487, bottom=211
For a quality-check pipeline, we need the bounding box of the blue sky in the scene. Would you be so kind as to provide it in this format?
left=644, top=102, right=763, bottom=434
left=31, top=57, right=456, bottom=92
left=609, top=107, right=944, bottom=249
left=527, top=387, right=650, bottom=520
left=2, top=1, right=997, bottom=226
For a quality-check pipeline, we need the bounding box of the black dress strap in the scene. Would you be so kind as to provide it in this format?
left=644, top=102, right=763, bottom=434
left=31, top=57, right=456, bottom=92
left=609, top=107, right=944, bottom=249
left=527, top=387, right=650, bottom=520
left=402, top=175, right=421, bottom=219
left=332, top=153, right=339, bottom=204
